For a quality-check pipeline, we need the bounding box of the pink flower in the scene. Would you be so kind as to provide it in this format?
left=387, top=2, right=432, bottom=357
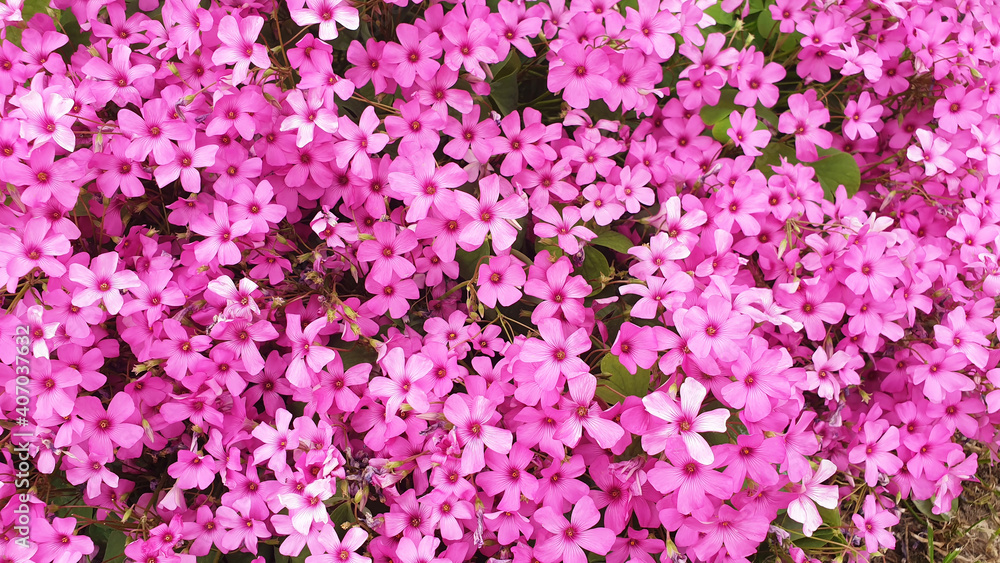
left=848, top=420, right=903, bottom=487
left=289, top=0, right=359, bottom=41
left=534, top=496, right=615, bottom=563
left=190, top=201, right=253, bottom=266
left=786, top=459, right=840, bottom=536
left=78, top=393, right=144, bottom=461
left=907, top=129, right=957, bottom=175
left=153, top=137, right=218, bottom=193
left=383, top=23, right=441, bottom=87
left=306, top=527, right=370, bottom=563
left=250, top=408, right=300, bottom=472
left=477, top=254, right=526, bottom=308
left=851, top=495, right=899, bottom=553
left=843, top=92, right=883, bottom=140
left=212, top=15, right=270, bottom=84
left=520, top=318, right=591, bottom=390
left=117, top=98, right=193, bottom=165
left=3, top=216, right=70, bottom=280
left=281, top=89, right=340, bottom=148
left=476, top=443, right=538, bottom=510
left=364, top=273, right=419, bottom=318
left=443, top=393, right=512, bottom=474
left=442, top=19, right=499, bottom=79
left=548, top=43, right=612, bottom=109
left=624, top=0, right=680, bottom=59
left=648, top=439, right=735, bottom=518
left=843, top=236, right=903, bottom=302
left=64, top=445, right=120, bottom=497
left=676, top=296, right=752, bottom=361
left=369, top=347, right=432, bottom=416
left=285, top=314, right=339, bottom=388
left=333, top=106, right=388, bottom=177
left=728, top=108, right=771, bottom=157
left=642, top=377, right=729, bottom=463
left=68, top=252, right=141, bottom=315
left=168, top=449, right=218, bottom=490
left=357, top=221, right=418, bottom=283
left=456, top=174, right=528, bottom=253
left=34, top=516, right=95, bottom=563
left=12, top=89, right=75, bottom=152
left=533, top=205, right=596, bottom=255
left=81, top=45, right=153, bottom=107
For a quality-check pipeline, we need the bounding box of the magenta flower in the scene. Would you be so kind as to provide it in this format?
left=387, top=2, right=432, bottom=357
left=81, top=45, right=153, bottom=107
left=477, top=254, right=526, bottom=308
left=78, top=393, right=144, bottom=460
left=250, top=408, right=300, bottom=472
left=779, top=90, right=833, bottom=161
left=786, top=459, right=840, bottom=536
left=3, top=216, right=70, bottom=279
left=68, top=253, right=141, bottom=315
left=281, top=89, right=340, bottom=148
left=64, top=445, right=120, bottom=497
left=364, top=273, right=419, bottom=318
left=289, top=0, right=359, bottom=41
left=12, top=89, right=75, bottom=152
left=285, top=313, right=338, bottom=388
left=843, top=92, right=883, bottom=140
left=306, top=527, right=370, bottom=563
left=647, top=440, right=735, bottom=518
left=642, top=377, right=729, bottom=463
left=35, top=516, right=95, bottom=563
left=548, top=43, right=612, bottom=109
left=154, top=137, right=218, bottom=193
left=442, top=19, right=499, bottom=79
left=476, top=443, right=538, bottom=510
left=369, top=346, right=433, bottom=416
left=167, top=449, right=218, bottom=490
left=534, top=496, right=615, bottom=563
left=383, top=23, right=441, bottom=87
left=852, top=495, right=899, bottom=553
left=117, top=98, right=193, bottom=165
left=533, top=205, right=596, bottom=255
left=624, top=0, right=680, bottom=59
left=676, top=296, right=752, bottom=361
left=333, top=106, right=388, bottom=176
left=216, top=506, right=271, bottom=553
left=848, top=420, right=903, bottom=486
left=190, top=201, right=253, bottom=266
left=728, top=108, right=771, bottom=157
left=211, top=318, right=279, bottom=375
left=444, top=393, right=512, bottom=474
left=456, top=174, right=528, bottom=253
left=212, top=15, right=270, bottom=84
left=843, top=236, right=903, bottom=302
left=520, top=318, right=591, bottom=390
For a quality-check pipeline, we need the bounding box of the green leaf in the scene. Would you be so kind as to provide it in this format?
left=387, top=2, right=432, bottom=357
left=700, top=88, right=738, bottom=126
left=330, top=503, right=356, bottom=525
left=597, top=354, right=651, bottom=403
left=754, top=142, right=798, bottom=175
left=491, top=51, right=521, bottom=81
left=455, top=245, right=490, bottom=280
left=756, top=9, right=777, bottom=42
left=811, top=148, right=861, bottom=201
left=579, top=248, right=611, bottom=293
left=704, top=1, right=734, bottom=26
left=489, top=73, right=519, bottom=116
left=104, top=530, right=129, bottom=563
left=590, top=231, right=634, bottom=253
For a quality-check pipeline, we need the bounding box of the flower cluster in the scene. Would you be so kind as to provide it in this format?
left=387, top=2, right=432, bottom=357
left=0, top=0, right=999, bottom=562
